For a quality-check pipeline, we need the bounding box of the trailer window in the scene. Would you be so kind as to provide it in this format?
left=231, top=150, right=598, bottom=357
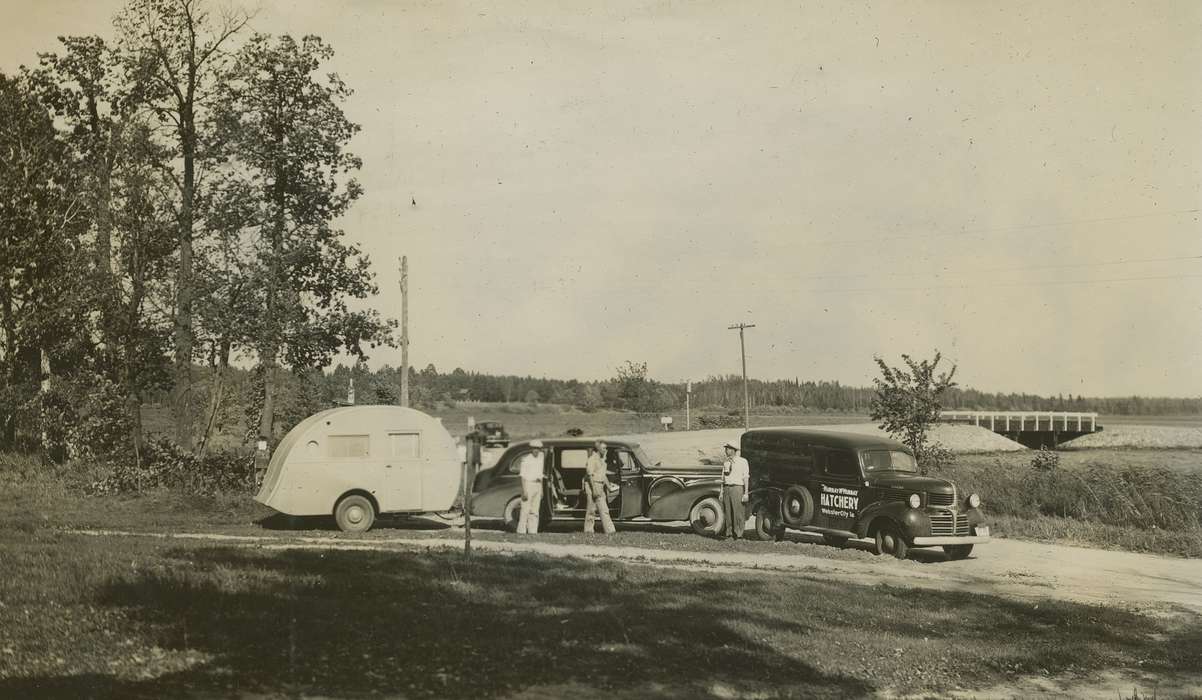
left=329, top=434, right=370, bottom=459
left=389, top=432, right=422, bottom=458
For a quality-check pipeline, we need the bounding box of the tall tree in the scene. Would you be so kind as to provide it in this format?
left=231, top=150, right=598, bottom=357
left=116, top=0, right=249, bottom=448
left=217, top=34, right=391, bottom=444
left=0, top=72, right=89, bottom=448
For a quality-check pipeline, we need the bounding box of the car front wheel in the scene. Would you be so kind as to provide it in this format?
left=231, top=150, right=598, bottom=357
left=334, top=494, right=376, bottom=533
left=689, top=496, right=725, bottom=537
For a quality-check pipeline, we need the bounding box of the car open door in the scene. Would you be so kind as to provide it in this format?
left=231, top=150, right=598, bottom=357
left=610, top=448, right=641, bottom=519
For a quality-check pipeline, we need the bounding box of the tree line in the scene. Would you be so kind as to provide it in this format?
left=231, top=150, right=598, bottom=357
left=1, top=0, right=390, bottom=462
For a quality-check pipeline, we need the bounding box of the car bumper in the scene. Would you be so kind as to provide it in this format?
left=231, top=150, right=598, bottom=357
left=911, top=535, right=991, bottom=545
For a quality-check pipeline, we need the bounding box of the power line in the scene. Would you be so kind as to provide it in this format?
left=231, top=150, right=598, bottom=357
left=809, top=272, right=1202, bottom=295
left=784, top=253, right=1202, bottom=282
left=813, top=207, right=1200, bottom=247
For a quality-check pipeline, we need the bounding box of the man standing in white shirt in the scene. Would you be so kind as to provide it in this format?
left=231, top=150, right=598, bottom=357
left=720, top=440, right=750, bottom=540
left=516, top=440, right=546, bottom=534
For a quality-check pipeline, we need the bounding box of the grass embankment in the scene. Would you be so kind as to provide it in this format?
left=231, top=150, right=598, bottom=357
left=944, top=449, right=1202, bottom=557
left=1, top=528, right=1199, bottom=698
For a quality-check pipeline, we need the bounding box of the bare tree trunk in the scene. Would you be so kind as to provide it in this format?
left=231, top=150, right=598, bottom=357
left=199, top=338, right=230, bottom=455
left=172, top=104, right=196, bottom=449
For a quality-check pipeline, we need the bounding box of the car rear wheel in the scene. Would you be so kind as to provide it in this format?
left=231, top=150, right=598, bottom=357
left=334, top=494, right=376, bottom=533
left=873, top=522, right=908, bottom=559
left=780, top=486, right=814, bottom=527
left=752, top=499, right=784, bottom=541
left=689, top=496, right=725, bottom=537
left=943, top=544, right=974, bottom=560
left=503, top=497, right=523, bottom=532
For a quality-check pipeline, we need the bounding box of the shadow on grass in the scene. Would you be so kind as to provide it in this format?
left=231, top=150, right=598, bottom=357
left=2, top=547, right=872, bottom=698
left=5, top=544, right=1199, bottom=699
left=256, top=512, right=455, bottom=532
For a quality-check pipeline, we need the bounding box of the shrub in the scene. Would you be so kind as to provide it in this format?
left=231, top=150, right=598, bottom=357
left=88, top=438, right=253, bottom=497
left=1031, top=447, right=1060, bottom=473
left=698, top=414, right=743, bottom=429
left=564, top=427, right=584, bottom=437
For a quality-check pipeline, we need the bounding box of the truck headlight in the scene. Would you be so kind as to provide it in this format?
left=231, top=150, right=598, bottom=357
left=908, top=493, right=921, bottom=509
left=967, top=493, right=981, bottom=509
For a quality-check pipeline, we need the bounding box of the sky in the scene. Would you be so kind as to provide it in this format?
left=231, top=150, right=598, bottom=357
left=3, top=0, right=1200, bottom=397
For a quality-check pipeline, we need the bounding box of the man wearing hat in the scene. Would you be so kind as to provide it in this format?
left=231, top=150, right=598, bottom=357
left=516, top=440, right=546, bottom=534
left=720, top=440, right=750, bottom=540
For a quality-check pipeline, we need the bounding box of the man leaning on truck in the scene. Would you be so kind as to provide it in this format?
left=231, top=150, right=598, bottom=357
left=721, top=441, right=750, bottom=540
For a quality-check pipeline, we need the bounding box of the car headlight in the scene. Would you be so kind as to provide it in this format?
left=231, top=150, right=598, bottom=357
left=967, top=493, right=981, bottom=509
left=908, top=493, right=921, bottom=509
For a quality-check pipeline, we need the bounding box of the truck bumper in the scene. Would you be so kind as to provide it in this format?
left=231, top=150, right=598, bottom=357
left=911, top=535, right=991, bottom=546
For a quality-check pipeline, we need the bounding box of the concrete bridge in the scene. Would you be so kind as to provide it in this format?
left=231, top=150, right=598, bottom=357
left=939, top=411, right=1102, bottom=449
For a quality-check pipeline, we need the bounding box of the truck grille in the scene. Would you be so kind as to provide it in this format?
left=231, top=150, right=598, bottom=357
left=927, top=492, right=955, bottom=507
left=930, top=511, right=970, bottom=536
left=880, top=490, right=912, bottom=503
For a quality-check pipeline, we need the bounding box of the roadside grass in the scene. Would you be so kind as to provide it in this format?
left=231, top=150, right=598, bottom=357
left=942, top=449, right=1202, bottom=557
left=0, top=531, right=1198, bottom=698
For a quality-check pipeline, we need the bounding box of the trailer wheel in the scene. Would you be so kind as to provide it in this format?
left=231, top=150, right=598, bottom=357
left=503, top=497, right=523, bottom=532
left=689, top=496, right=725, bottom=537
left=780, top=486, right=814, bottom=527
left=334, top=494, right=376, bottom=533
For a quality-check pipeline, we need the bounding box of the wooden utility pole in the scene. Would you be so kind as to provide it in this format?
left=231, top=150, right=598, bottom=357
left=728, top=323, right=756, bottom=430
left=399, top=256, right=410, bottom=407
left=685, top=381, right=692, bottom=431
left=464, top=417, right=477, bottom=556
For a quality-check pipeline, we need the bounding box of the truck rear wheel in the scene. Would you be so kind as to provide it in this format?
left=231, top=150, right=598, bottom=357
left=334, top=494, right=376, bottom=533
left=780, top=486, right=814, bottom=527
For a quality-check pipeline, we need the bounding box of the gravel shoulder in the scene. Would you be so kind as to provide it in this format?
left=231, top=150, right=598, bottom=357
left=66, top=525, right=1202, bottom=618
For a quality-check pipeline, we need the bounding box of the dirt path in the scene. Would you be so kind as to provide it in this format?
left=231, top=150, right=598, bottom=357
left=67, top=528, right=1202, bottom=617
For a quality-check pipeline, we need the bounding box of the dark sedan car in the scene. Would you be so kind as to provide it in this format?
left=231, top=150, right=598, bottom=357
left=470, top=438, right=724, bottom=534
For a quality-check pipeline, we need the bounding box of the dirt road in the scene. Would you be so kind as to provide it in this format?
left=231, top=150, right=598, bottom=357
left=69, top=527, right=1202, bottom=617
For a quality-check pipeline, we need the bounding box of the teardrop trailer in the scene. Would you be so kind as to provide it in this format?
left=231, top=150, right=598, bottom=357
left=255, top=405, right=461, bottom=532
left=743, top=428, right=990, bottom=559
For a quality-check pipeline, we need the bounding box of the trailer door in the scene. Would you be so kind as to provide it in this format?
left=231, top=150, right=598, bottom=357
left=382, top=431, right=425, bottom=512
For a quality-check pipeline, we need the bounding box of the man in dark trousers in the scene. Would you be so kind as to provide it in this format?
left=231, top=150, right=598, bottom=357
left=720, top=440, right=750, bottom=540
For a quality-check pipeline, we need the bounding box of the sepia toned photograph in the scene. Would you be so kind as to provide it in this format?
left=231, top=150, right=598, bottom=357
left=1, top=1, right=1199, bottom=697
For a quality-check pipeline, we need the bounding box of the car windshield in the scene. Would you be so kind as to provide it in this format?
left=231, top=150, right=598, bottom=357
left=861, top=450, right=918, bottom=473
left=632, top=446, right=656, bottom=469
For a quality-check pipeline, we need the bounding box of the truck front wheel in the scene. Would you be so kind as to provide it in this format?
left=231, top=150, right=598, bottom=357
left=873, top=521, right=909, bottom=559
left=943, top=544, right=974, bottom=560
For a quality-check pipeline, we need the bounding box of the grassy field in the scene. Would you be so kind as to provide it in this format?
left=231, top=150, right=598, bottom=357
left=1, top=527, right=1199, bottom=698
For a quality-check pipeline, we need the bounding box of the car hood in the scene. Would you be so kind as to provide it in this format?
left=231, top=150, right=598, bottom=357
left=868, top=473, right=954, bottom=493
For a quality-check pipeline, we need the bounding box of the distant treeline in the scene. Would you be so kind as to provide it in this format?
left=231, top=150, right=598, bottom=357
left=173, top=363, right=1201, bottom=420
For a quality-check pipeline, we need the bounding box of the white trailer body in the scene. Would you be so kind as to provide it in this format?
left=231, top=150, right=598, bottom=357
left=255, top=405, right=460, bottom=530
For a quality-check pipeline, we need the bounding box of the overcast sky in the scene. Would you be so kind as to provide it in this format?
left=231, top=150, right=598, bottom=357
left=3, top=0, right=1200, bottom=397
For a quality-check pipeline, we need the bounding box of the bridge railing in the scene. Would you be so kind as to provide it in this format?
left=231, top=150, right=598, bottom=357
left=939, top=410, right=1099, bottom=433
